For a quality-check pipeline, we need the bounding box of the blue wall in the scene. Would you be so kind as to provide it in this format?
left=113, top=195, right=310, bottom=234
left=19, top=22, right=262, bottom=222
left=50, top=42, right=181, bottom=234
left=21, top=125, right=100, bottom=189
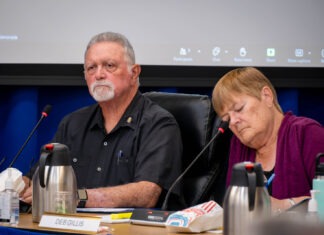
left=1, top=86, right=323, bottom=174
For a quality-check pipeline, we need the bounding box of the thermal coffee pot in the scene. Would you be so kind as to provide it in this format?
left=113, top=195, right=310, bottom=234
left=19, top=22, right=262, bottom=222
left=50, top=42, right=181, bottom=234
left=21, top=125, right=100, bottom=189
left=32, top=143, right=77, bottom=222
left=313, top=153, right=324, bottom=221
left=223, top=162, right=271, bottom=235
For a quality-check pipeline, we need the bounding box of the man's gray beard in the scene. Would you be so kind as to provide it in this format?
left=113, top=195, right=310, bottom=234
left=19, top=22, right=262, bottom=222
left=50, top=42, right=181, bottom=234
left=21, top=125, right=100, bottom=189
left=91, top=82, right=115, bottom=102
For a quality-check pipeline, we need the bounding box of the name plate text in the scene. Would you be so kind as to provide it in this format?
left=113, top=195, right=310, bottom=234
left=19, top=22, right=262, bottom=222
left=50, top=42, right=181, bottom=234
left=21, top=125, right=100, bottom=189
left=39, top=213, right=101, bottom=234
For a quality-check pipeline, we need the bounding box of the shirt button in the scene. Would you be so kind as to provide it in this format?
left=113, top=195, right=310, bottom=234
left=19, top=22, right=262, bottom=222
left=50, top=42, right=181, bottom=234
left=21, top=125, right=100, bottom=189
left=103, top=141, right=108, bottom=146
left=97, top=167, right=102, bottom=172
left=72, top=158, right=78, bottom=163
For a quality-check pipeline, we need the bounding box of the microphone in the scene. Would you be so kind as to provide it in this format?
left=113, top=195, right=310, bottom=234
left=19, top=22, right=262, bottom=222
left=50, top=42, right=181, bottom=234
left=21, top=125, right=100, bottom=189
left=161, top=120, right=229, bottom=211
left=8, top=104, right=52, bottom=168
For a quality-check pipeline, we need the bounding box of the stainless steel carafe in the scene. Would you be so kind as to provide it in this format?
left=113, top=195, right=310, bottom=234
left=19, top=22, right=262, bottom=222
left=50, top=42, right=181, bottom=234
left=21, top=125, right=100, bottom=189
left=32, top=143, right=77, bottom=222
left=223, top=162, right=271, bottom=235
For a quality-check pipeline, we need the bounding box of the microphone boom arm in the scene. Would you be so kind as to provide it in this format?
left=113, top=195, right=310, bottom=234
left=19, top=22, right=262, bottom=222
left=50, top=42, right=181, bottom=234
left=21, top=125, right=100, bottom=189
left=8, top=104, right=52, bottom=168
left=161, top=121, right=229, bottom=210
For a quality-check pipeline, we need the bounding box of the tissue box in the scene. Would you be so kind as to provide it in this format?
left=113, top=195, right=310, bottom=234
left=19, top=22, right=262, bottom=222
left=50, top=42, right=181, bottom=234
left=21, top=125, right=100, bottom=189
left=166, top=200, right=223, bottom=233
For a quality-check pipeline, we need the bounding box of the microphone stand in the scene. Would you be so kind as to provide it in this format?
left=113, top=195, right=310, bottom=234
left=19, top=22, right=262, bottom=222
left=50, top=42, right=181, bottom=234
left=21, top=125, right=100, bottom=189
left=161, top=121, right=229, bottom=211
left=0, top=156, right=5, bottom=168
left=8, top=104, right=52, bottom=168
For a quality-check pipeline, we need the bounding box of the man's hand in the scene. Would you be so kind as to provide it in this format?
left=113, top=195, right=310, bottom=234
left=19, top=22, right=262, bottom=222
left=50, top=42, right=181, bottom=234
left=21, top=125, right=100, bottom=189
left=20, top=176, right=32, bottom=204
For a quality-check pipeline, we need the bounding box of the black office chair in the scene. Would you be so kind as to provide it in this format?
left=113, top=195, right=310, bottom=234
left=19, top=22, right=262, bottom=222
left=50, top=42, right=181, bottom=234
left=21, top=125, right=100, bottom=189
left=144, top=91, right=231, bottom=208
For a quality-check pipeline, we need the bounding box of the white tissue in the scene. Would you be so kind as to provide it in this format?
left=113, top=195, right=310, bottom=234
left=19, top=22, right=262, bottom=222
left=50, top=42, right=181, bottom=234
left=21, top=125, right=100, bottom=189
left=0, top=167, right=25, bottom=193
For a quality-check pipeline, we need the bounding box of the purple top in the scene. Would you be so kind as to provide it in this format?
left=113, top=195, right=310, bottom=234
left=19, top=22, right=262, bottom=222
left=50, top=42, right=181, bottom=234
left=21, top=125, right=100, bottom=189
left=227, top=112, right=324, bottom=199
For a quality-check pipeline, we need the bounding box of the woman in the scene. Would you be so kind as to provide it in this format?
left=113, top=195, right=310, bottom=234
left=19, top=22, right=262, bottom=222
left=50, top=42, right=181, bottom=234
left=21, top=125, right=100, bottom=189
left=212, top=67, right=324, bottom=212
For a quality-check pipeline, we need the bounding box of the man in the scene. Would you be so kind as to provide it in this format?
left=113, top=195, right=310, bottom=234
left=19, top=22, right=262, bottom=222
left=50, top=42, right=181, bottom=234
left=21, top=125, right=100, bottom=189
left=21, top=32, right=183, bottom=209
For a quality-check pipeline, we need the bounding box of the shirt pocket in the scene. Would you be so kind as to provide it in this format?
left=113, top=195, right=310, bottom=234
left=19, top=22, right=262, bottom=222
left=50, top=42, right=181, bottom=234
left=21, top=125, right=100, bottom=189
left=116, top=149, right=135, bottom=184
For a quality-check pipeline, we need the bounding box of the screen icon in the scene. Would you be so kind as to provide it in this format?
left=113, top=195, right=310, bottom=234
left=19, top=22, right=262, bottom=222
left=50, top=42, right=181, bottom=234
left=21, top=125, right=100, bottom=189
left=239, top=47, right=247, bottom=57
left=267, top=48, right=275, bottom=57
left=179, top=48, right=187, bottom=56
left=212, top=47, right=221, bottom=57
left=295, top=48, right=304, bottom=57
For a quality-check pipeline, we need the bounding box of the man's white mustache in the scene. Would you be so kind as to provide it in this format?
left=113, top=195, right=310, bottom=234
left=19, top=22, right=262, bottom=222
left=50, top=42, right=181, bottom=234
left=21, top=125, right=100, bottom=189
left=91, top=82, right=114, bottom=91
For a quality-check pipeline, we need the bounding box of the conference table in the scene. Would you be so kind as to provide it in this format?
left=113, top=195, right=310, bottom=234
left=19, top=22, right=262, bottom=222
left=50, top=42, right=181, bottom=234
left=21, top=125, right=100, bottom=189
left=0, top=213, right=221, bottom=235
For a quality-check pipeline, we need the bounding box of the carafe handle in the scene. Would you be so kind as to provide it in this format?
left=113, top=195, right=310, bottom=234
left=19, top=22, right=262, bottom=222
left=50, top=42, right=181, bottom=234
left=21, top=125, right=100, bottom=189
left=246, top=163, right=256, bottom=211
left=316, top=153, right=324, bottom=167
left=315, top=153, right=324, bottom=178
left=39, top=144, right=54, bottom=188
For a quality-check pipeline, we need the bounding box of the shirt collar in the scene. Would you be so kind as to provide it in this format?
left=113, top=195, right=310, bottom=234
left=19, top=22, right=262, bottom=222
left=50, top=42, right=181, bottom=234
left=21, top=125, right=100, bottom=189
left=118, top=91, right=142, bottom=130
left=89, top=91, right=143, bottom=132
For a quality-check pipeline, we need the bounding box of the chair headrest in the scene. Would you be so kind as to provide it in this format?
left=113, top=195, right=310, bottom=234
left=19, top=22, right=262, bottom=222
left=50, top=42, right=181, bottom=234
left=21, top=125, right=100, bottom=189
left=144, top=91, right=215, bottom=167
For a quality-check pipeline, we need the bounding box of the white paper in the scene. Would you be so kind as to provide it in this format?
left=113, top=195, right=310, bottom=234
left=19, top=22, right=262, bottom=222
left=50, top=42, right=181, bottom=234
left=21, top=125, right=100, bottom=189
left=77, top=207, right=134, bottom=213
left=0, top=167, right=25, bottom=193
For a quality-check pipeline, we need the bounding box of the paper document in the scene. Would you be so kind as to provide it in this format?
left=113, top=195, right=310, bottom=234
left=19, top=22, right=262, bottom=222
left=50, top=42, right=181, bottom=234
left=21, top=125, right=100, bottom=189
left=77, top=207, right=134, bottom=213
left=101, top=212, right=132, bottom=223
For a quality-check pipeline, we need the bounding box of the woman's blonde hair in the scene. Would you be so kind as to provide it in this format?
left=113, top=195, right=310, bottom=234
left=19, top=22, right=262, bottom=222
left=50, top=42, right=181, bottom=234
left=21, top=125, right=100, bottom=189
left=212, top=67, right=282, bottom=115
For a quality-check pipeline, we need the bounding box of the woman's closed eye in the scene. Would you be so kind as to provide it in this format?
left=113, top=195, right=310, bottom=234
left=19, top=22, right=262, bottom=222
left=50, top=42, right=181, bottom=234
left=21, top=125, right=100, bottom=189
left=234, top=105, right=244, bottom=113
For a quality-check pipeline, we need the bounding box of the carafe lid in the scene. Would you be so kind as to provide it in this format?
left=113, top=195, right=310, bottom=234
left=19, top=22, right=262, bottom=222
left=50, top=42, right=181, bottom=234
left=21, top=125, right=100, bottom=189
left=41, top=143, right=71, bottom=166
left=230, top=162, right=265, bottom=186
left=231, top=162, right=252, bottom=186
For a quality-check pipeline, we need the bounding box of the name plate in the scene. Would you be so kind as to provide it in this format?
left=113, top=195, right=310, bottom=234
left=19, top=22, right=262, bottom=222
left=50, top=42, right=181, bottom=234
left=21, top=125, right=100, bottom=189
left=39, top=212, right=102, bottom=234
